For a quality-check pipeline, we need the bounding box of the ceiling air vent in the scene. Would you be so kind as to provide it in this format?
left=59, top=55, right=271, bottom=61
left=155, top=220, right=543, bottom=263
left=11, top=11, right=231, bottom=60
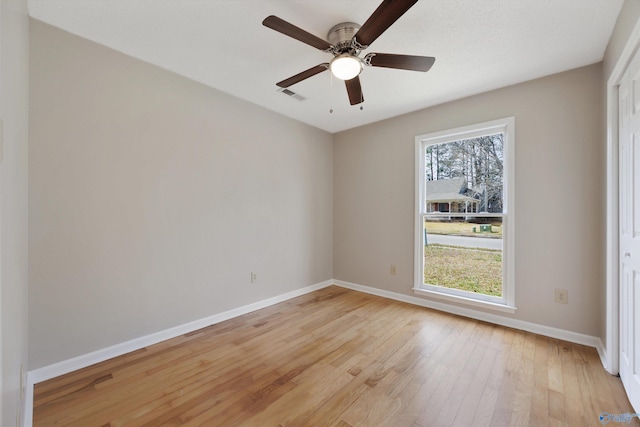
left=277, top=88, right=306, bottom=101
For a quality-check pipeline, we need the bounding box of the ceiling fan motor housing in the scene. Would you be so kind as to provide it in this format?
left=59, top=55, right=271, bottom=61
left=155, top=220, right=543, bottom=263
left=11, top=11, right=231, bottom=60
left=327, top=22, right=362, bottom=54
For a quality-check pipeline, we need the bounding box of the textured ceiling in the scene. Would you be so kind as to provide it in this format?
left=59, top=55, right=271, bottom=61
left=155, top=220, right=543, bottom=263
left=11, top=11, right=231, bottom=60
left=28, top=0, right=623, bottom=133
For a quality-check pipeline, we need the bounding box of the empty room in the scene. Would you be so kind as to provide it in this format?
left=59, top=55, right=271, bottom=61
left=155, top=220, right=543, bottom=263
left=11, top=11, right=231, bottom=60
left=3, top=0, right=640, bottom=425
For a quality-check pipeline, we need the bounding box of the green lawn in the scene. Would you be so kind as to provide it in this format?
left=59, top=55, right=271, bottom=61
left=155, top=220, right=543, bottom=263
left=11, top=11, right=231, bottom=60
left=424, top=244, right=502, bottom=296
left=425, top=220, right=502, bottom=238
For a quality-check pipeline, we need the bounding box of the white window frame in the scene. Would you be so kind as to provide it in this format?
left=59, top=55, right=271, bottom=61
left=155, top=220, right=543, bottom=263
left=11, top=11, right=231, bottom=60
left=414, top=117, right=516, bottom=313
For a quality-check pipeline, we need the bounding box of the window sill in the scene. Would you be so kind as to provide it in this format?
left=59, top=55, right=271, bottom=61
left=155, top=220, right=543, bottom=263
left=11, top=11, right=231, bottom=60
left=412, top=287, right=517, bottom=314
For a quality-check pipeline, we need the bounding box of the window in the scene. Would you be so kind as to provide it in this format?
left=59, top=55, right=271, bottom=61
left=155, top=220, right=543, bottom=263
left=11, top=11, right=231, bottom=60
left=414, top=117, right=515, bottom=312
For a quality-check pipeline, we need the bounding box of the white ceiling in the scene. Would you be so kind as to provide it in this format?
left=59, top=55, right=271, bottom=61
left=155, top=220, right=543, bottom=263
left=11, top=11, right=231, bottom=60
left=28, top=0, right=623, bottom=133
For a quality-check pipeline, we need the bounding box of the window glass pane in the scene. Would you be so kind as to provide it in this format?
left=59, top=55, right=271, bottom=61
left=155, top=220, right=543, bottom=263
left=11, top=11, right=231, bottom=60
left=424, top=133, right=504, bottom=214
left=423, top=217, right=503, bottom=297
left=422, top=132, right=505, bottom=298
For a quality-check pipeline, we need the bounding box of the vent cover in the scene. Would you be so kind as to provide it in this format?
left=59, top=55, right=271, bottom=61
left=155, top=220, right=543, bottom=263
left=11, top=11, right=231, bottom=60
left=277, top=88, right=306, bottom=101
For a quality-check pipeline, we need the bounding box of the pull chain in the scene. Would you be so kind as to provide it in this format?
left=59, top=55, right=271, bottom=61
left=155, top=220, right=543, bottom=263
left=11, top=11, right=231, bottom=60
left=329, top=71, right=334, bottom=114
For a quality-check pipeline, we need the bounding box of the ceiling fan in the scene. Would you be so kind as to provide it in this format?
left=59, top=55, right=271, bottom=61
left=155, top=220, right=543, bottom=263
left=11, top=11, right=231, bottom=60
left=262, top=0, right=435, bottom=106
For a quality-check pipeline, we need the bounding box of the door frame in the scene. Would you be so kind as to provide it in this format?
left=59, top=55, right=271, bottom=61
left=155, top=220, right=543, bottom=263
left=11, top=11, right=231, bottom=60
left=606, top=18, right=640, bottom=375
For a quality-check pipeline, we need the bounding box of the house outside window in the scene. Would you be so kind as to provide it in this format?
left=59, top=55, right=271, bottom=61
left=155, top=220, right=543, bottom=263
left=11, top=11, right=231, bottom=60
left=425, top=177, right=480, bottom=213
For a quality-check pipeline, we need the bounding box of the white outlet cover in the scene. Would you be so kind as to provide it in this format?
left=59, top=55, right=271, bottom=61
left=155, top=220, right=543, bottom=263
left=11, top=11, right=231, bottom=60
left=555, top=289, right=568, bottom=304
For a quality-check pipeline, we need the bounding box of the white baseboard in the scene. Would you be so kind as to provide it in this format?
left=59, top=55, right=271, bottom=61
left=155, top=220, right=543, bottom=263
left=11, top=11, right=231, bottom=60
left=23, top=280, right=333, bottom=427
left=23, top=371, right=34, bottom=427
left=28, top=278, right=606, bottom=383
left=24, top=278, right=608, bottom=427
left=333, top=280, right=602, bottom=349
left=596, top=338, right=611, bottom=374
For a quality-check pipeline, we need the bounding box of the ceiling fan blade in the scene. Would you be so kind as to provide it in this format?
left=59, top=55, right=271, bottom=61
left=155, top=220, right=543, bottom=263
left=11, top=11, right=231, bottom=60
left=263, top=15, right=333, bottom=51
left=276, top=64, right=329, bottom=88
left=365, top=53, right=435, bottom=72
left=345, top=76, right=364, bottom=105
left=354, top=0, right=418, bottom=47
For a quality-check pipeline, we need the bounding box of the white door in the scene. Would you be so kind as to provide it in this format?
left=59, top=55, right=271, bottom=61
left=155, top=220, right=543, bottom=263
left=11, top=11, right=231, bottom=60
left=619, top=46, right=640, bottom=413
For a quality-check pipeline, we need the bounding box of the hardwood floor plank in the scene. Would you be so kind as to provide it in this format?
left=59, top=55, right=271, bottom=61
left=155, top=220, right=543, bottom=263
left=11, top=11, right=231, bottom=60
left=451, top=339, right=498, bottom=425
left=559, top=340, right=589, bottom=426
left=548, top=389, right=567, bottom=425
left=432, top=325, right=489, bottom=425
left=529, top=335, right=550, bottom=426
left=338, top=388, right=403, bottom=427
left=489, top=328, right=524, bottom=427
left=413, top=319, right=481, bottom=425
left=241, top=362, right=354, bottom=426
left=509, top=332, right=536, bottom=426
left=33, top=286, right=636, bottom=426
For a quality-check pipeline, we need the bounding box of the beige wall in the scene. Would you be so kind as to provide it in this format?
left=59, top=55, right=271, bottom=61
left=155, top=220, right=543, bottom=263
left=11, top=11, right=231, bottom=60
left=1, top=0, right=30, bottom=424
left=334, top=63, right=604, bottom=337
left=604, top=0, right=640, bottom=79
left=28, top=20, right=333, bottom=369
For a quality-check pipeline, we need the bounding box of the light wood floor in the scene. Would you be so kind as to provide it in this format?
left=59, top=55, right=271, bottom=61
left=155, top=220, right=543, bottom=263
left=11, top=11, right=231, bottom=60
left=34, top=286, right=638, bottom=426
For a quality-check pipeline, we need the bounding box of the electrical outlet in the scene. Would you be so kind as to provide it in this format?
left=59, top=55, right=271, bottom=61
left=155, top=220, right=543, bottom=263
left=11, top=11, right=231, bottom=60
left=555, top=289, right=568, bottom=304
left=251, top=272, right=258, bottom=283
left=390, top=264, right=397, bottom=275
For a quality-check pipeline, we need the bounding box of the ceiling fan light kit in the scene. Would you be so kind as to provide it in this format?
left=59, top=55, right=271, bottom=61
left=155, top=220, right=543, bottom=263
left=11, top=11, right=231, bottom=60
left=330, top=54, right=363, bottom=81
left=263, top=0, right=435, bottom=106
